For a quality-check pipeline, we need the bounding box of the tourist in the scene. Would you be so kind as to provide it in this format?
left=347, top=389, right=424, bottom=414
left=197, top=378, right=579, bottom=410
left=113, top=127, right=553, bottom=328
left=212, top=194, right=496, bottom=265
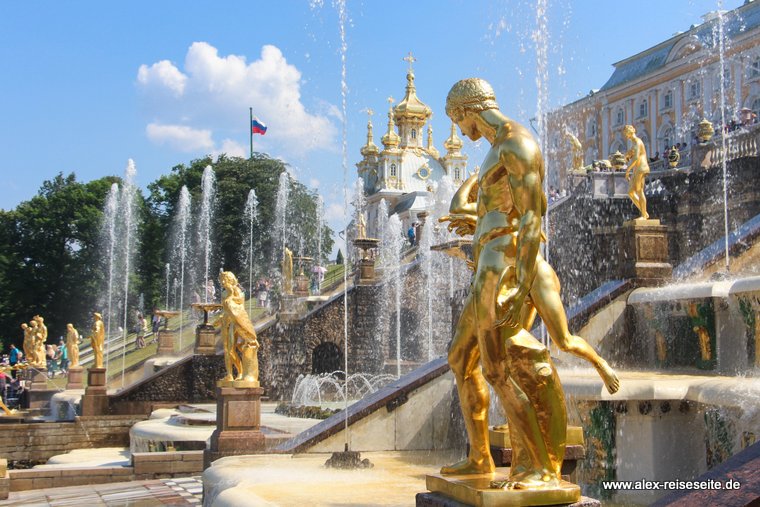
left=151, top=310, right=161, bottom=342
left=57, top=338, right=68, bottom=374
left=0, top=370, right=7, bottom=403
left=135, top=313, right=146, bottom=349
left=8, top=344, right=18, bottom=378
left=46, top=344, right=58, bottom=376
left=407, top=223, right=416, bottom=246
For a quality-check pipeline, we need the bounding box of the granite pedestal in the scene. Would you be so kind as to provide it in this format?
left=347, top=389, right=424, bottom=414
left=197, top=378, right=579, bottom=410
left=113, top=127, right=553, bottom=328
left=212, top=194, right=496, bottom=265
left=66, top=366, right=84, bottom=390
left=204, top=385, right=266, bottom=468
left=80, top=367, right=108, bottom=416
left=619, top=219, right=673, bottom=286
left=157, top=328, right=177, bottom=355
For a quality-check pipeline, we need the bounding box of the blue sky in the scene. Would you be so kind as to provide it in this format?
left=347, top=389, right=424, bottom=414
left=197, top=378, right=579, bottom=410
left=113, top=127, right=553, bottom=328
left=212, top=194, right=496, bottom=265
left=0, top=0, right=744, bottom=244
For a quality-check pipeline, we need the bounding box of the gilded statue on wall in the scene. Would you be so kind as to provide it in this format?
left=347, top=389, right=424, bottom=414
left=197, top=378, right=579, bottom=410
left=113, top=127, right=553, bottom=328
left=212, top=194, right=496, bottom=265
left=88, top=312, right=105, bottom=369
left=217, top=271, right=260, bottom=386
left=564, top=128, right=584, bottom=171
left=66, top=323, right=81, bottom=368
left=623, top=125, right=651, bottom=220
left=21, top=323, right=33, bottom=365
left=357, top=212, right=367, bottom=239
left=32, top=317, right=46, bottom=368
left=282, top=247, right=294, bottom=296
left=435, top=78, right=618, bottom=500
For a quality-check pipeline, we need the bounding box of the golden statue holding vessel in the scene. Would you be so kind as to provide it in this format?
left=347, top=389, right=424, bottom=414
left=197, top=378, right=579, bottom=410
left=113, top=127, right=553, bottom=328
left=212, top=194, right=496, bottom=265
left=431, top=77, right=619, bottom=505
left=216, top=270, right=260, bottom=386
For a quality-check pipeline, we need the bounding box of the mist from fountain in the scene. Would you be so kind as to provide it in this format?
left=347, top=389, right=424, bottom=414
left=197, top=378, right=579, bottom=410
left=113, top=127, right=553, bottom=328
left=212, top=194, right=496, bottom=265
left=387, top=215, right=404, bottom=378
left=291, top=372, right=397, bottom=409
left=198, top=166, right=216, bottom=304
left=101, top=183, right=119, bottom=372
left=170, top=185, right=192, bottom=346
left=274, top=172, right=290, bottom=267
left=243, top=189, right=258, bottom=316
left=118, top=160, right=139, bottom=388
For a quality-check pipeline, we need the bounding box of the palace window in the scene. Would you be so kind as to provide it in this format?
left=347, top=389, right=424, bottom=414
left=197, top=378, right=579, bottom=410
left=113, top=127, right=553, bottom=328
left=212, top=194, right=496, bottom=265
left=615, top=107, right=625, bottom=126
left=688, top=80, right=701, bottom=100
left=454, top=168, right=461, bottom=180
left=411, top=129, right=417, bottom=140
left=750, top=57, right=760, bottom=79
left=663, top=90, right=673, bottom=110
left=390, top=163, right=397, bottom=177
left=639, top=99, right=648, bottom=118
left=587, top=118, right=597, bottom=138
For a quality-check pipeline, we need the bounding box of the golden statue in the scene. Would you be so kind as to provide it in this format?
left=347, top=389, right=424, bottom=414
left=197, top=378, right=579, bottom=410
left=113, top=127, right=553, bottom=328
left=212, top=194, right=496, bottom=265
left=21, top=323, right=33, bottom=365
left=443, top=177, right=619, bottom=394
left=357, top=212, right=367, bottom=239
left=282, top=247, right=293, bottom=296
left=687, top=302, right=712, bottom=362
left=435, top=78, right=589, bottom=498
left=564, top=129, right=583, bottom=171
left=88, top=312, right=105, bottom=369
left=66, top=323, right=81, bottom=368
left=31, top=317, right=46, bottom=368
left=217, top=271, right=260, bottom=385
left=623, top=125, right=650, bottom=220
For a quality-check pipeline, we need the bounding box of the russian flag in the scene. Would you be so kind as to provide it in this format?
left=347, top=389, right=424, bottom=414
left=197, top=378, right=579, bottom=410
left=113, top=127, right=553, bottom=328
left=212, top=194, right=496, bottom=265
left=251, top=117, right=267, bottom=135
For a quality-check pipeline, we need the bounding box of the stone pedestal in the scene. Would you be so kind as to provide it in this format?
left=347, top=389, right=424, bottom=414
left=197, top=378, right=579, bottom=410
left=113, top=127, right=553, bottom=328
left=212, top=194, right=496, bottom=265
left=25, top=368, right=56, bottom=410
left=295, top=274, right=310, bottom=297
left=66, top=366, right=84, bottom=390
left=619, top=219, right=673, bottom=286
left=279, top=295, right=300, bottom=322
left=157, top=328, right=177, bottom=355
left=488, top=426, right=586, bottom=477
left=81, top=367, right=108, bottom=416
left=359, top=258, right=376, bottom=282
left=204, top=386, right=266, bottom=468
left=195, top=325, right=218, bottom=355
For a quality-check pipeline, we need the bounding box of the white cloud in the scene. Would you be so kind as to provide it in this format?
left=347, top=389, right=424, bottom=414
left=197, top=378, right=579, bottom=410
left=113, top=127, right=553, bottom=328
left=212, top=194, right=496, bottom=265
left=137, top=42, right=337, bottom=156
left=216, top=139, right=247, bottom=158
left=324, top=202, right=346, bottom=222
left=137, top=60, right=187, bottom=96
left=309, top=178, right=321, bottom=189
left=145, top=123, right=213, bottom=152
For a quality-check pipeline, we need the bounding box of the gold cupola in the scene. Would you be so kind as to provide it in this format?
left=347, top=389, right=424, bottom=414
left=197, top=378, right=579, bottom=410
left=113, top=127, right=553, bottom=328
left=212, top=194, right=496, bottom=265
left=381, top=97, right=401, bottom=150
left=444, top=121, right=464, bottom=154
left=426, top=124, right=440, bottom=158
left=361, top=117, right=379, bottom=157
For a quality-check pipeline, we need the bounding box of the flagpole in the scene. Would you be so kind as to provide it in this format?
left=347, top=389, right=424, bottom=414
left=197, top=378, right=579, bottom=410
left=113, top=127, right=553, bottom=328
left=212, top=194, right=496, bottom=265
left=249, top=107, right=253, bottom=159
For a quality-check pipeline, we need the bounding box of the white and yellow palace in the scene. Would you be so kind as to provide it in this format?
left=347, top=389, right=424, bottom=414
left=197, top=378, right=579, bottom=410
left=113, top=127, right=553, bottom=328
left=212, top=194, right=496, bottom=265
left=548, top=0, right=760, bottom=189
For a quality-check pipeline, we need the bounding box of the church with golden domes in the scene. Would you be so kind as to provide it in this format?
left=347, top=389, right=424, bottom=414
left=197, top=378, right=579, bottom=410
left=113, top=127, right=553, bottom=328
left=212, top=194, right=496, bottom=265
left=356, top=57, right=469, bottom=237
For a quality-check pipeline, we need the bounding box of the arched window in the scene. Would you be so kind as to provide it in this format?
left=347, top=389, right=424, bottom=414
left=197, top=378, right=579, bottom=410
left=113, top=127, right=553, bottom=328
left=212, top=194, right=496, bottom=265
left=610, top=140, right=624, bottom=155
left=454, top=167, right=461, bottom=180
left=750, top=57, right=760, bottom=79
left=411, top=129, right=417, bottom=140
left=587, top=118, right=597, bottom=138
left=660, top=127, right=673, bottom=152
left=616, top=108, right=625, bottom=126
left=390, top=163, right=397, bottom=177
left=662, top=90, right=673, bottom=110
left=688, top=80, right=701, bottom=100
left=639, top=99, right=648, bottom=118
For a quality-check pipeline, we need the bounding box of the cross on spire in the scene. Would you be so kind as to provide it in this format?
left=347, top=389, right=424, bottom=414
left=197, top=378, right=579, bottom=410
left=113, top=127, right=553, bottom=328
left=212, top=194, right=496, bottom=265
left=403, top=51, right=417, bottom=72
left=387, top=96, right=395, bottom=108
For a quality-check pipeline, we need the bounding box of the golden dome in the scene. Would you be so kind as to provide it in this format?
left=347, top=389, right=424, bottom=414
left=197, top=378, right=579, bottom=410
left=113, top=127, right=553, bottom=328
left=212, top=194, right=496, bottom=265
left=444, top=122, right=464, bottom=154
left=394, top=71, right=432, bottom=122
left=381, top=99, right=401, bottom=149
left=361, top=120, right=379, bottom=156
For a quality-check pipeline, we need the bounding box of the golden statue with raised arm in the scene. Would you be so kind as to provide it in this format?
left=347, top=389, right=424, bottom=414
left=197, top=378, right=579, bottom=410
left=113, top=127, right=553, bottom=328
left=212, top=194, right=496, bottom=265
left=66, top=323, right=81, bottom=368
left=282, top=247, right=294, bottom=296
left=88, top=312, right=105, bottom=369
left=434, top=78, right=583, bottom=501
left=564, top=128, right=583, bottom=171
left=623, top=124, right=651, bottom=220
left=217, top=271, right=259, bottom=385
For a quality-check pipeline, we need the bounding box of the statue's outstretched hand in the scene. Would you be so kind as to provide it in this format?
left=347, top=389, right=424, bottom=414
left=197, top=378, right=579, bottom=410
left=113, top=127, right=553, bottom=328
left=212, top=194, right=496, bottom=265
left=439, top=214, right=476, bottom=237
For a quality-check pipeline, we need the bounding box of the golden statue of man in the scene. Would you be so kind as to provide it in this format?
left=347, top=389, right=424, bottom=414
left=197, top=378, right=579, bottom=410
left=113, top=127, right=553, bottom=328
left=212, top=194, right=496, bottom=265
left=438, top=78, right=573, bottom=490
left=66, top=323, right=81, bottom=368
left=218, top=271, right=259, bottom=384
left=357, top=212, right=367, bottom=239
left=623, top=125, right=650, bottom=220
left=21, top=323, right=33, bottom=365
left=88, top=312, right=105, bottom=369
left=282, top=247, right=294, bottom=296
left=564, top=128, right=583, bottom=170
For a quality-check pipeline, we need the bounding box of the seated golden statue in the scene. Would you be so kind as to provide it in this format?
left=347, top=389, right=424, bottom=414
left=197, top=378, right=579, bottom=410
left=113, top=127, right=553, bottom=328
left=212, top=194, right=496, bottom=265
left=217, top=271, right=259, bottom=385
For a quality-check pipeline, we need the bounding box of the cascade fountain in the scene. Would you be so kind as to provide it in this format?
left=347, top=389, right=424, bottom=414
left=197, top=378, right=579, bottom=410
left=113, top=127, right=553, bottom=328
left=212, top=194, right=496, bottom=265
left=197, top=166, right=216, bottom=304
left=170, top=185, right=192, bottom=348
left=101, top=183, right=119, bottom=373
left=243, top=189, right=258, bottom=316
left=274, top=171, right=290, bottom=269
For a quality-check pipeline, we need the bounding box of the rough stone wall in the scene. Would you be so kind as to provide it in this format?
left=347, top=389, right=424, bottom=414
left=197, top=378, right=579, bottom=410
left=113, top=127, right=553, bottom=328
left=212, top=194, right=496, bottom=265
left=550, top=156, right=760, bottom=303
left=0, top=415, right=143, bottom=465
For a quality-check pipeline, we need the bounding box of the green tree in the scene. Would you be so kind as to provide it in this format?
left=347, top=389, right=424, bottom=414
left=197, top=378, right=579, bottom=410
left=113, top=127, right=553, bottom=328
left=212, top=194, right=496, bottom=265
left=336, top=249, right=344, bottom=265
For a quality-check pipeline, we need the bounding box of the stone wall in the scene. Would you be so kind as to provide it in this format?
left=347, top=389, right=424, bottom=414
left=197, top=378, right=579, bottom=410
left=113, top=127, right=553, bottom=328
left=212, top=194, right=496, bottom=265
left=551, top=156, right=760, bottom=302
left=0, top=415, right=143, bottom=465
left=108, top=354, right=225, bottom=415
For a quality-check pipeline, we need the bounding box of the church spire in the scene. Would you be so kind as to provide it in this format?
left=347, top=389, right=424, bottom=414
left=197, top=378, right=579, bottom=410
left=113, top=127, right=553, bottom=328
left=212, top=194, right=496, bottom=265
left=381, top=97, right=400, bottom=150
left=360, top=108, right=379, bottom=156
left=444, top=121, right=464, bottom=154
left=426, top=124, right=440, bottom=158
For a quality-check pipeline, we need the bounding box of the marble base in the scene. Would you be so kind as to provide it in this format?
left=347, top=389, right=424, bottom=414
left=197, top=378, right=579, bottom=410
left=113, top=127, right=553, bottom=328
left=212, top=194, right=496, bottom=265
left=416, top=492, right=600, bottom=507
left=194, top=325, right=217, bottom=355
left=66, top=367, right=84, bottom=390
left=425, top=472, right=581, bottom=507
left=620, top=219, right=673, bottom=286
left=204, top=385, right=266, bottom=468
left=81, top=367, right=108, bottom=416
left=157, top=328, right=176, bottom=355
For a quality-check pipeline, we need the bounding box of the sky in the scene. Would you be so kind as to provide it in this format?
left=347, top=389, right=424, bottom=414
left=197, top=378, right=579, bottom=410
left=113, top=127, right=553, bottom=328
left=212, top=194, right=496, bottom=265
left=0, top=0, right=745, bottom=253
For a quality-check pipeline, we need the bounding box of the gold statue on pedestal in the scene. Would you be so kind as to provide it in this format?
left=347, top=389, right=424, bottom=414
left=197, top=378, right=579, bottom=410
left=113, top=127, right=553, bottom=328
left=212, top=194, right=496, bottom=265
left=432, top=78, right=616, bottom=503
left=564, top=128, right=583, bottom=171
left=31, top=316, right=47, bottom=368
left=623, top=125, right=650, bottom=220
left=21, top=323, right=33, bottom=366
left=66, top=323, right=81, bottom=368
left=88, top=312, right=105, bottom=369
left=357, top=212, right=367, bottom=239
left=282, top=247, right=293, bottom=296
left=217, top=271, right=259, bottom=386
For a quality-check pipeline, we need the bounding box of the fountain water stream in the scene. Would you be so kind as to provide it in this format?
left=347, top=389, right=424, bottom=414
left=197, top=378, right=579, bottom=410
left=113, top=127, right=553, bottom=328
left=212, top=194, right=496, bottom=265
left=198, top=166, right=216, bottom=305
left=170, top=186, right=192, bottom=346
left=244, top=189, right=258, bottom=316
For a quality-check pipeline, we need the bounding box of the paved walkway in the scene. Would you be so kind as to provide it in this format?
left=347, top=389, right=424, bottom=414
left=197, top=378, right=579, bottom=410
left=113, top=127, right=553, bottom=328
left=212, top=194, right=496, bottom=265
left=0, top=476, right=203, bottom=506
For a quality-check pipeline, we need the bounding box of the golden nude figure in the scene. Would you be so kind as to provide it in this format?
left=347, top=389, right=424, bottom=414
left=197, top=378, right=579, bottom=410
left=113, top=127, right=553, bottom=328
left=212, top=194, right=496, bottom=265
left=623, top=125, right=650, bottom=220
left=66, top=323, right=81, bottom=368
left=437, top=78, right=571, bottom=490
left=218, top=271, right=259, bottom=383
left=88, top=312, right=105, bottom=369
